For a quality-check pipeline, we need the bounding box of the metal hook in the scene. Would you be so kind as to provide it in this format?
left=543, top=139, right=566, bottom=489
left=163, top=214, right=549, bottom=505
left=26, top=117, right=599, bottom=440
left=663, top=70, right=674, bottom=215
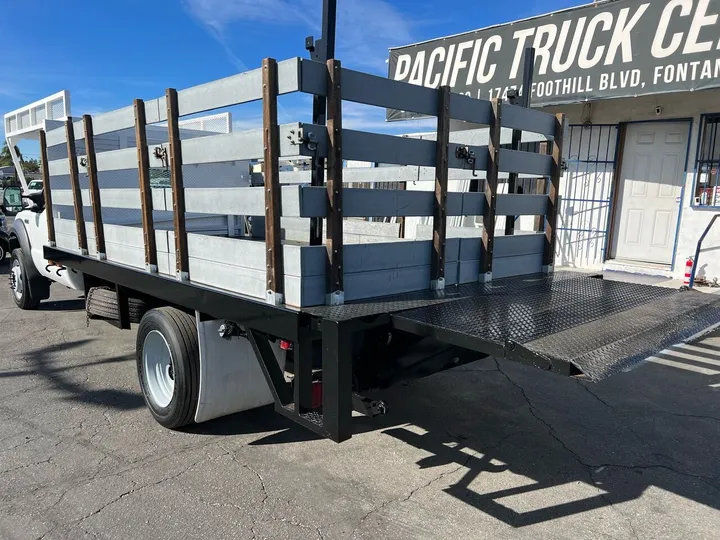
left=455, top=146, right=478, bottom=177
left=153, top=146, right=169, bottom=171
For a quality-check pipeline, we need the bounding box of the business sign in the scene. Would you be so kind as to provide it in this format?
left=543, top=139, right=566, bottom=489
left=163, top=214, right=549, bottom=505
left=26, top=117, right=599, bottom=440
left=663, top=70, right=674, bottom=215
left=387, top=0, right=720, bottom=120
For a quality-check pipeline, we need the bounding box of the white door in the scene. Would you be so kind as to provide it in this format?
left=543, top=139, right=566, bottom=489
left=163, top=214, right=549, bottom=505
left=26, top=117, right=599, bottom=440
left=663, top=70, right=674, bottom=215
left=613, top=122, right=688, bottom=264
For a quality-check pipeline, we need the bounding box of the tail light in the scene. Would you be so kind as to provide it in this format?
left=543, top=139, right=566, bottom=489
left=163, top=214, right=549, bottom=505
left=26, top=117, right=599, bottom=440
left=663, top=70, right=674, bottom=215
left=312, top=381, right=323, bottom=408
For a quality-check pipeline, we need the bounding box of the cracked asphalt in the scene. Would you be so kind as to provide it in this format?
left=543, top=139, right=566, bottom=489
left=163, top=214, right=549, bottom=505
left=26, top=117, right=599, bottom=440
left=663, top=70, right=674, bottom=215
left=1, top=263, right=720, bottom=540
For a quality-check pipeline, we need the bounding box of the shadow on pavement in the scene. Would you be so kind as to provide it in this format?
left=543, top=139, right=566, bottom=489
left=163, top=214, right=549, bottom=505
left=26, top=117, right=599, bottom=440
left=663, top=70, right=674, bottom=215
left=5, top=339, right=145, bottom=412
left=37, top=298, right=85, bottom=311
left=11, top=327, right=720, bottom=529
left=185, top=406, right=322, bottom=444
left=355, top=343, right=720, bottom=528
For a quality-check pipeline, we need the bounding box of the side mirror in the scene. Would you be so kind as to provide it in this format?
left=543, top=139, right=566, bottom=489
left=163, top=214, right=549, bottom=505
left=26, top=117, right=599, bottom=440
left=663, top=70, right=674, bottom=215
left=1, top=187, right=22, bottom=215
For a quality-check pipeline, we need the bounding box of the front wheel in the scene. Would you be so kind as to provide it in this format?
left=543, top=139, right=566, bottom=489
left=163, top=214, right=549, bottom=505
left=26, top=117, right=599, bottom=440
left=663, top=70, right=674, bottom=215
left=9, top=249, right=41, bottom=310
left=0, top=242, right=6, bottom=264
left=136, top=307, right=200, bottom=429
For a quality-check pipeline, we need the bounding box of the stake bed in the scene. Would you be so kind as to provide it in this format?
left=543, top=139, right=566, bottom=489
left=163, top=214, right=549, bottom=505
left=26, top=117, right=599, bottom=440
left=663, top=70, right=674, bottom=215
left=45, top=245, right=720, bottom=442
left=6, top=2, right=719, bottom=445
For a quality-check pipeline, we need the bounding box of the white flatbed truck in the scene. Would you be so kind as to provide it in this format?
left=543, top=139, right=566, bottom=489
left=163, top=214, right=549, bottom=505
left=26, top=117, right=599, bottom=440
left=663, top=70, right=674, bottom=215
left=5, top=0, right=720, bottom=443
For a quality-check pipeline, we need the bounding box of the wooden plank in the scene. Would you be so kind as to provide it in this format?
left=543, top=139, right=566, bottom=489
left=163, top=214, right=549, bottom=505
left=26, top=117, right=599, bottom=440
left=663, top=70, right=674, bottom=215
left=263, top=58, right=284, bottom=305
left=166, top=88, right=189, bottom=280
left=431, top=86, right=451, bottom=289
left=45, top=125, right=68, bottom=147
left=177, top=58, right=300, bottom=117
left=39, top=130, right=56, bottom=246
left=495, top=194, right=549, bottom=216
left=502, top=103, right=557, bottom=138
left=494, top=254, right=544, bottom=279
left=480, top=99, right=501, bottom=280
left=342, top=130, right=488, bottom=169
left=449, top=93, right=494, bottom=125
left=332, top=188, right=463, bottom=218
left=494, top=233, right=545, bottom=258
left=65, top=119, right=88, bottom=254
left=544, top=114, right=565, bottom=269
left=300, top=60, right=493, bottom=125
left=83, top=115, right=106, bottom=258
left=326, top=59, right=344, bottom=305
left=498, top=149, right=553, bottom=176
left=344, top=239, right=460, bottom=273
left=52, top=188, right=164, bottom=210
left=344, top=263, right=460, bottom=302
left=134, top=98, right=158, bottom=272
left=46, top=60, right=301, bottom=142
left=48, top=122, right=315, bottom=175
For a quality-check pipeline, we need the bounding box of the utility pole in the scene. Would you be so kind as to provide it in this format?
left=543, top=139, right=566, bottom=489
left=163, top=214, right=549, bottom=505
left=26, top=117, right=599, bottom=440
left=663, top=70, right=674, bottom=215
left=305, top=0, right=338, bottom=245
left=505, top=47, right=535, bottom=236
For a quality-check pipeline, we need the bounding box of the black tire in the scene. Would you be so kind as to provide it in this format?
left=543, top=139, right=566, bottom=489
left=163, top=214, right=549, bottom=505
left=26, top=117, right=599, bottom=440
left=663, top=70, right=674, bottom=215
left=0, top=242, right=6, bottom=263
left=86, top=286, right=148, bottom=323
left=136, top=307, right=199, bottom=429
left=10, top=249, right=41, bottom=310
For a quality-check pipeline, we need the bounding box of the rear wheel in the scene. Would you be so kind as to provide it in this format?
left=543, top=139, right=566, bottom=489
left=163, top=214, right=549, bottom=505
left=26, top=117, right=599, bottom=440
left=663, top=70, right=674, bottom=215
left=0, top=242, right=6, bottom=263
left=136, top=307, right=199, bottom=429
left=86, top=286, right=149, bottom=323
left=9, top=249, right=41, bottom=310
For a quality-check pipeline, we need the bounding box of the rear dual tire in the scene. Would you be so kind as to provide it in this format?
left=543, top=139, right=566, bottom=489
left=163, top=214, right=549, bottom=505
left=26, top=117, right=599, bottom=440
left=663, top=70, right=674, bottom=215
left=86, top=286, right=148, bottom=323
left=136, top=307, right=200, bottom=430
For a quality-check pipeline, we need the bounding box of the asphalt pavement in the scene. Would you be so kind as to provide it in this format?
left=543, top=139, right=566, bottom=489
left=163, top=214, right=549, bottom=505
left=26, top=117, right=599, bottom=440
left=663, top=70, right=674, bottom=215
left=1, top=263, right=719, bottom=540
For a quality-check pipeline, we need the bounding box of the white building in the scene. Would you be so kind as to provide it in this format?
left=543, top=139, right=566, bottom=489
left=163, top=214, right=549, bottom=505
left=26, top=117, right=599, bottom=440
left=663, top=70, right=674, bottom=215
left=389, top=0, right=720, bottom=281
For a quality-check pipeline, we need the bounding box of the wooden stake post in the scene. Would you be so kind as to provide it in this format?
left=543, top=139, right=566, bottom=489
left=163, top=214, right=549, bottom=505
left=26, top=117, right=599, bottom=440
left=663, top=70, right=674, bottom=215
left=480, top=99, right=501, bottom=281
left=83, top=115, right=106, bottom=259
left=325, top=59, right=344, bottom=306
left=134, top=99, right=158, bottom=273
left=543, top=114, right=565, bottom=271
left=166, top=88, right=190, bottom=281
left=38, top=130, right=56, bottom=247
left=262, top=58, right=285, bottom=305
left=431, top=86, right=451, bottom=290
left=65, top=119, right=88, bottom=255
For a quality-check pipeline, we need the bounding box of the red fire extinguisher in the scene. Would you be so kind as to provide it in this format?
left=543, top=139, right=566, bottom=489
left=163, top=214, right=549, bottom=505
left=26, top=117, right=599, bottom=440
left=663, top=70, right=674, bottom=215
left=683, top=257, right=694, bottom=288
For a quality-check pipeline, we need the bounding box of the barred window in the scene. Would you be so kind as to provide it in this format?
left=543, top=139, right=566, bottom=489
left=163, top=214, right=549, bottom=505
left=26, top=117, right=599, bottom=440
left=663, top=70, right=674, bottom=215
left=694, top=115, right=720, bottom=207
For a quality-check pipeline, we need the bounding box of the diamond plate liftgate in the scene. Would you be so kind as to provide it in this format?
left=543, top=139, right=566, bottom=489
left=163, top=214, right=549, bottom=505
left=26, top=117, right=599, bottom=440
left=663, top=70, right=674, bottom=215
left=557, top=124, right=618, bottom=268
left=388, top=273, right=720, bottom=382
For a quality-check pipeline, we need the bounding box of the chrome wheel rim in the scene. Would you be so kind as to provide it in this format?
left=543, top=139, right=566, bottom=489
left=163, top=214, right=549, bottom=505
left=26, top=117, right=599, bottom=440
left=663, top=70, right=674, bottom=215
left=143, top=330, right=175, bottom=408
left=10, top=259, right=23, bottom=301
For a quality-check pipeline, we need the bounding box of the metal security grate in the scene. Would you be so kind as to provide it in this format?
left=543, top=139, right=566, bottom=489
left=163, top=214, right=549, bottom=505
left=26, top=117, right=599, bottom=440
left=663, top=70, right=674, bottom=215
left=694, top=114, right=720, bottom=206
left=557, top=124, right=618, bottom=267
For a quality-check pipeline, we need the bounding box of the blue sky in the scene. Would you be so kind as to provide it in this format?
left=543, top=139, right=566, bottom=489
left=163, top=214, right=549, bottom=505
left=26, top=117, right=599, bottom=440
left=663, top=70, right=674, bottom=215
left=1, top=0, right=579, bottom=158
